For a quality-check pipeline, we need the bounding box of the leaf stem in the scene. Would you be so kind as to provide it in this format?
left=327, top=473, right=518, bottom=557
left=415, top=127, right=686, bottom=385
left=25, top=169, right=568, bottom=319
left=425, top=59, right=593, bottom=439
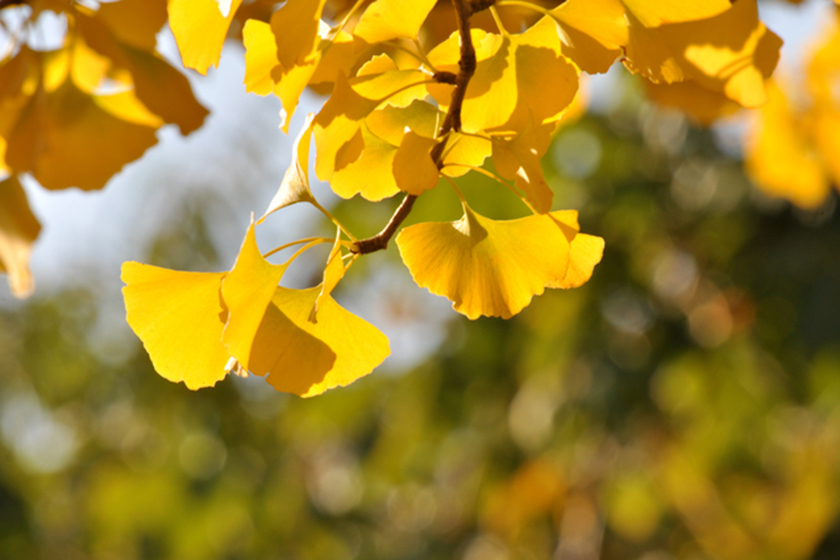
left=311, top=199, right=357, bottom=242
left=263, top=237, right=338, bottom=260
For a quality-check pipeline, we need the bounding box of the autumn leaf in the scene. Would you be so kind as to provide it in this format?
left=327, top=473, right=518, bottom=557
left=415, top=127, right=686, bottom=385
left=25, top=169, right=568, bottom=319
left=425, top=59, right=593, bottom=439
left=122, top=263, right=230, bottom=390
left=396, top=202, right=576, bottom=320
left=0, top=176, right=41, bottom=298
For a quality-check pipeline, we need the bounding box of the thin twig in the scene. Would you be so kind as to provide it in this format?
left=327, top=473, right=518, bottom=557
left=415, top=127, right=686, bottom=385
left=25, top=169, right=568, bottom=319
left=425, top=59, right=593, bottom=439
left=352, top=0, right=479, bottom=255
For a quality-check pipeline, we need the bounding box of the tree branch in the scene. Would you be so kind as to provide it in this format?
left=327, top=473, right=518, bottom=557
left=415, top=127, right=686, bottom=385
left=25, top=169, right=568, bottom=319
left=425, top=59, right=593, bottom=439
left=0, top=0, right=27, bottom=9
left=351, top=0, right=478, bottom=255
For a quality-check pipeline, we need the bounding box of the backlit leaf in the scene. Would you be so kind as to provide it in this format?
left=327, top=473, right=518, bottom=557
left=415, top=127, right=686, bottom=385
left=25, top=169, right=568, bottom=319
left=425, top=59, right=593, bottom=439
left=0, top=176, right=41, bottom=298
left=354, top=0, right=436, bottom=44
left=266, top=286, right=390, bottom=397
left=221, top=222, right=289, bottom=372
left=393, top=130, right=439, bottom=196
left=121, top=263, right=230, bottom=389
left=262, top=114, right=316, bottom=219
left=396, top=202, right=574, bottom=319
left=168, top=0, right=244, bottom=75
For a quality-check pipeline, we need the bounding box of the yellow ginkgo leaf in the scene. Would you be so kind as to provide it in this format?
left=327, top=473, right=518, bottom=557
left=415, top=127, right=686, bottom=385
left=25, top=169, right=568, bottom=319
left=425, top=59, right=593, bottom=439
left=311, top=230, right=347, bottom=322
left=624, top=0, right=782, bottom=108
left=543, top=211, right=605, bottom=289
left=168, top=0, right=244, bottom=75
left=396, top=202, right=574, bottom=320
left=121, top=263, right=230, bottom=390
left=393, top=130, right=439, bottom=196
left=492, top=122, right=555, bottom=213
left=353, top=0, right=436, bottom=44
left=744, top=82, right=829, bottom=209
left=243, top=19, right=281, bottom=96
left=77, top=12, right=209, bottom=135
left=221, top=221, right=289, bottom=372
left=550, top=0, right=627, bottom=74
left=262, top=114, right=316, bottom=219
left=351, top=66, right=429, bottom=109
left=439, top=132, right=492, bottom=178
left=265, top=286, right=390, bottom=397
left=330, top=124, right=399, bottom=201
left=502, top=17, right=579, bottom=131
left=313, top=72, right=379, bottom=181
left=0, top=176, right=41, bottom=298
left=96, top=0, right=167, bottom=52
left=270, top=0, right=327, bottom=72
left=621, top=0, right=730, bottom=28
left=365, top=100, right=442, bottom=146
left=644, top=79, right=740, bottom=125
left=309, top=31, right=361, bottom=86
left=6, top=81, right=159, bottom=191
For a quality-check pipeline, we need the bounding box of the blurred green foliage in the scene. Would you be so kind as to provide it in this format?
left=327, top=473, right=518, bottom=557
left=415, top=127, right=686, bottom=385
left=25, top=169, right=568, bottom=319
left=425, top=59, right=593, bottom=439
left=2, top=75, right=840, bottom=560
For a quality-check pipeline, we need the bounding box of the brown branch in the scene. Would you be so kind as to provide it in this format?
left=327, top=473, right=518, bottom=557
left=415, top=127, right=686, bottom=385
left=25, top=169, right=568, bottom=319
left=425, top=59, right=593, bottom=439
left=351, top=0, right=478, bottom=255
left=350, top=193, right=417, bottom=254
left=0, top=0, right=27, bottom=9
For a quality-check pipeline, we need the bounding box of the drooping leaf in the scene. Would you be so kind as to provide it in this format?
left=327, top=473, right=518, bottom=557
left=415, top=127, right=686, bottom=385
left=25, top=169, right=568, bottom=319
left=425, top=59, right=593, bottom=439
left=744, top=82, right=829, bottom=209
left=330, top=123, right=400, bottom=201
left=550, top=0, right=627, bottom=74
left=168, top=0, right=244, bottom=75
left=620, top=0, right=731, bottom=28
left=0, top=176, right=41, bottom=298
left=396, top=202, right=575, bottom=320
left=311, top=230, right=347, bottom=322
left=353, top=0, right=437, bottom=44
left=623, top=0, right=782, bottom=108
left=262, top=114, right=316, bottom=219
left=220, top=221, right=289, bottom=372
left=393, top=130, right=439, bottom=196
left=543, top=211, right=606, bottom=289
left=121, top=263, right=230, bottom=389
left=313, top=72, right=378, bottom=181
left=266, top=286, right=390, bottom=397
left=492, top=122, right=555, bottom=213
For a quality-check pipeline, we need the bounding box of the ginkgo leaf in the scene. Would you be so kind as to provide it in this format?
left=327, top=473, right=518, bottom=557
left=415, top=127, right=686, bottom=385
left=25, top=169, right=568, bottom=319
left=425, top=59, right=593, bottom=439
left=262, top=114, right=316, bottom=219
left=621, top=0, right=730, bottom=28
left=168, top=0, right=244, bottom=75
left=393, top=130, right=439, bottom=196
left=623, top=0, right=782, bottom=108
left=542, top=211, right=606, bottom=289
left=6, top=81, right=159, bottom=191
left=221, top=221, right=290, bottom=373
left=550, top=0, right=627, bottom=74
left=492, top=122, right=555, bottom=213
left=311, top=230, right=346, bottom=322
left=353, top=0, right=436, bottom=44
left=645, top=79, right=740, bottom=125
left=265, top=286, right=390, bottom=397
left=439, top=132, right=492, bottom=178
left=313, top=72, right=378, bottom=181
left=270, top=0, right=327, bottom=72
left=330, top=123, right=399, bottom=201
left=96, top=0, right=167, bottom=52
left=77, top=12, right=209, bottom=135
left=396, top=202, right=574, bottom=320
left=351, top=61, right=429, bottom=108
left=744, top=82, right=829, bottom=209
left=121, top=263, right=230, bottom=389
left=365, top=100, right=442, bottom=146
left=243, top=19, right=281, bottom=96
left=0, top=176, right=41, bottom=298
